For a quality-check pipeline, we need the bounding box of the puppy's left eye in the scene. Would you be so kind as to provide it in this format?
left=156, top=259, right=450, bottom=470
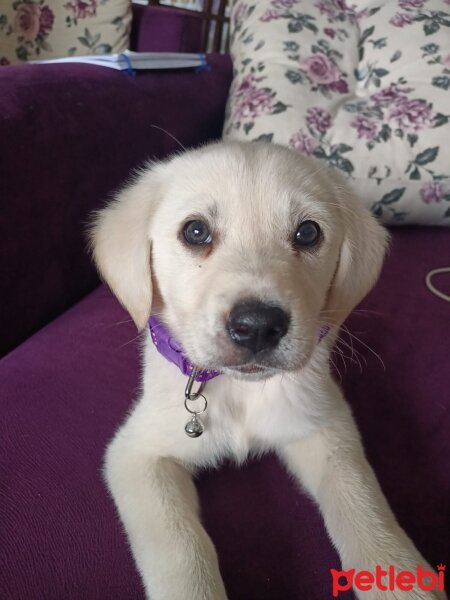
left=294, top=221, right=321, bottom=248
left=183, top=220, right=212, bottom=245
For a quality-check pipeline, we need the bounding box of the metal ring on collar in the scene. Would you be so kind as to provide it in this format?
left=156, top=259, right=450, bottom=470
left=184, top=394, right=208, bottom=416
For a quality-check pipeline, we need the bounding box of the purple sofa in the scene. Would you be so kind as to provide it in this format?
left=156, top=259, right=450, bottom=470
left=1, top=6, right=449, bottom=600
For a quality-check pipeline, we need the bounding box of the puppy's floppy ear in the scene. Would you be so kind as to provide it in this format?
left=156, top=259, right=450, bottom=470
left=89, top=169, right=162, bottom=330
left=325, top=183, right=389, bottom=327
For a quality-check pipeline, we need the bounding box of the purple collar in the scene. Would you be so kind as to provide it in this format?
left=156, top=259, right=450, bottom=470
left=149, top=316, right=220, bottom=382
left=149, top=317, right=330, bottom=382
left=318, top=323, right=330, bottom=342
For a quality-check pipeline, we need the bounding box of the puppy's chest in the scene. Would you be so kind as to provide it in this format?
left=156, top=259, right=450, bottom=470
left=204, top=380, right=317, bottom=461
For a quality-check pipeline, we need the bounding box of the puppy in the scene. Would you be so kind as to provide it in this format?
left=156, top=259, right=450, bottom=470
left=91, top=142, right=443, bottom=600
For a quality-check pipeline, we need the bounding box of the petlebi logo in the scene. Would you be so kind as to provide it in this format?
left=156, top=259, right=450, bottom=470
left=330, top=563, right=446, bottom=597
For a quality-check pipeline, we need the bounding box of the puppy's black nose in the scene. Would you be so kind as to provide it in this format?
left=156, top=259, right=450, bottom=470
left=227, top=301, right=289, bottom=354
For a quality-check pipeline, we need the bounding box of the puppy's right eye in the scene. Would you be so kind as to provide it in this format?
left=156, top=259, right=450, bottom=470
left=183, top=220, right=212, bottom=245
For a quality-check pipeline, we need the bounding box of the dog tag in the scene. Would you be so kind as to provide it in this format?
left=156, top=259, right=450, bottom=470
left=185, top=414, right=204, bottom=438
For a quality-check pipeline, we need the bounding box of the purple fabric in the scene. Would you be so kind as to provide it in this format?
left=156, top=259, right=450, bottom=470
left=0, top=54, right=232, bottom=357
left=149, top=316, right=220, bottom=381
left=131, top=4, right=203, bottom=53
left=0, top=227, right=448, bottom=599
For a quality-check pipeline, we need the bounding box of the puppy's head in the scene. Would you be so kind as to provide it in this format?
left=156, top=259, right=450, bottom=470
left=91, top=142, right=388, bottom=380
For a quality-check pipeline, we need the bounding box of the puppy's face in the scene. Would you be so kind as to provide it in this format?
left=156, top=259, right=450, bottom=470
left=150, top=145, right=341, bottom=379
left=92, top=142, right=388, bottom=381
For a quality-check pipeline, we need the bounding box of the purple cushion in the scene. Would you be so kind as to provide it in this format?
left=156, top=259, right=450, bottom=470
left=0, top=227, right=448, bottom=599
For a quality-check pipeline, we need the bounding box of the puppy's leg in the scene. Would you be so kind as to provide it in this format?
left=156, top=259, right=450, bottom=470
left=278, top=387, right=444, bottom=600
left=104, top=420, right=228, bottom=600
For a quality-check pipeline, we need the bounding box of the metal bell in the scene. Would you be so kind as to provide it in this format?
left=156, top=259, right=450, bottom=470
left=184, top=414, right=204, bottom=438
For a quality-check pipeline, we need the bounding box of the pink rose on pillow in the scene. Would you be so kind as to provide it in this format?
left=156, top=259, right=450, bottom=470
left=14, top=3, right=41, bottom=40
left=235, top=87, right=274, bottom=119
left=302, top=54, right=340, bottom=84
left=289, top=130, right=318, bottom=156
left=372, top=84, right=412, bottom=105
left=388, top=98, right=434, bottom=131
left=389, top=13, right=414, bottom=27
left=420, top=181, right=449, bottom=204
left=329, top=78, right=349, bottom=93
left=306, top=107, right=332, bottom=135
left=233, top=74, right=275, bottom=120
left=39, top=6, right=55, bottom=36
left=260, top=9, right=279, bottom=22
left=351, top=115, right=379, bottom=140
left=65, top=0, right=97, bottom=20
left=324, top=27, right=336, bottom=38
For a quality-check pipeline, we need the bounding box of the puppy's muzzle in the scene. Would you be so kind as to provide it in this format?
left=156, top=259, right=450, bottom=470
left=227, top=301, right=290, bottom=354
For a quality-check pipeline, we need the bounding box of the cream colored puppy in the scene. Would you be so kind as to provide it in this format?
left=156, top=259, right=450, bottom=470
left=91, top=142, right=443, bottom=600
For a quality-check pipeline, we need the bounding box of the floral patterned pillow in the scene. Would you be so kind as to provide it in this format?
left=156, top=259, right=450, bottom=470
left=223, top=0, right=450, bottom=225
left=0, top=0, right=132, bottom=65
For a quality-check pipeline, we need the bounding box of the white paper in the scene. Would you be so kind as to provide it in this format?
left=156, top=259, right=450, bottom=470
left=31, top=51, right=206, bottom=71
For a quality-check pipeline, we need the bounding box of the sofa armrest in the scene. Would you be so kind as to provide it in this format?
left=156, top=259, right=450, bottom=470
left=130, top=4, right=203, bottom=53
left=0, top=54, right=232, bottom=356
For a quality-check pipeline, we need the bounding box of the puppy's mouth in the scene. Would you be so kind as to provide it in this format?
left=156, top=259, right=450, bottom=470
left=219, top=362, right=281, bottom=381
left=231, top=364, right=267, bottom=374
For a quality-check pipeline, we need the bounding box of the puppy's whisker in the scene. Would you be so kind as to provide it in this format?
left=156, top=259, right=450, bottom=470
left=329, top=355, right=343, bottom=383
left=116, top=331, right=146, bottom=351
left=104, top=318, right=135, bottom=329
left=333, top=340, right=362, bottom=372
left=332, top=344, right=348, bottom=373
left=341, top=326, right=386, bottom=371
left=336, top=333, right=365, bottom=366
left=150, top=124, right=186, bottom=152
left=335, top=338, right=363, bottom=373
